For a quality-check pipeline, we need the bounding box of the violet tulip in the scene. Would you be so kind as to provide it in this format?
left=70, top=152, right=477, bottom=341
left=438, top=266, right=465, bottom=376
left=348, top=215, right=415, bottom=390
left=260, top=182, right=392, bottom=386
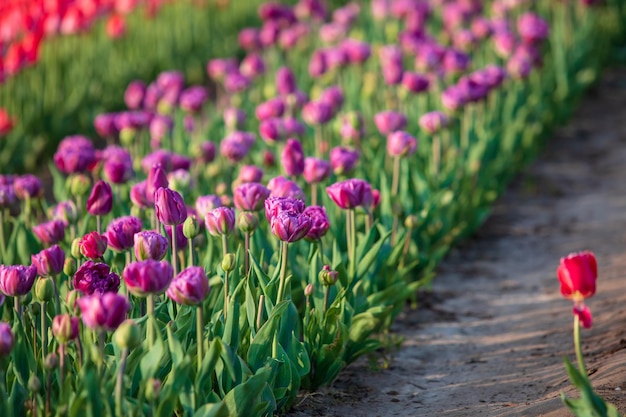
left=73, top=261, right=120, bottom=295
left=122, top=260, right=174, bottom=297
left=302, top=101, right=333, bottom=125
left=303, top=157, right=332, bottom=184
left=102, top=146, right=134, bottom=184
left=205, top=207, right=236, bottom=237
left=419, top=111, right=450, bottom=135
left=154, top=187, right=187, bottom=226
left=179, top=86, right=208, bottom=113
left=14, top=174, right=43, bottom=200
left=77, top=292, right=129, bottom=331
left=134, top=231, right=168, bottom=261
left=256, top=97, right=285, bottom=121
left=53, top=136, right=97, bottom=175
left=259, top=118, right=286, bottom=143
left=387, top=131, right=417, bottom=157
left=267, top=176, right=305, bottom=200
left=330, top=147, right=359, bottom=175
left=0, top=265, right=37, bottom=296
left=0, top=322, right=13, bottom=357
left=33, top=220, right=66, bottom=246
left=234, top=183, right=271, bottom=212
left=270, top=211, right=312, bottom=243
left=32, top=245, right=65, bottom=277
left=130, top=181, right=150, bottom=209
left=124, top=80, right=146, bottom=109
left=86, top=180, right=113, bottom=216
left=282, top=139, right=305, bottom=177
left=146, top=163, right=169, bottom=204
left=52, top=314, right=80, bottom=343
left=195, top=195, right=223, bottom=218
left=237, top=165, right=264, bottom=184
left=517, top=12, right=549, bottom=44
left=166, top=266, right=210, bottom=306
left=304, top=206, right=330, bottom=241
left=79, top=232, right=108, bottom=259
left=276, top=67, right=297, bottom=95
left=264, top=196, right=306, bottom=223
left=326, top=178, right=373, bottom=210
left=374, top=111, right=407, bottom=135
left=402, top=72, right=430, bottom=94
left=105, top=216, right=142, bottom=252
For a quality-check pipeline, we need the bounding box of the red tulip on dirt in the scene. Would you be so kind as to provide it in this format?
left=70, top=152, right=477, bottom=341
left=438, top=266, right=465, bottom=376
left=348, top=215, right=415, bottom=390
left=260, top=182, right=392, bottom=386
left=557, top=251, right=597, bottom=302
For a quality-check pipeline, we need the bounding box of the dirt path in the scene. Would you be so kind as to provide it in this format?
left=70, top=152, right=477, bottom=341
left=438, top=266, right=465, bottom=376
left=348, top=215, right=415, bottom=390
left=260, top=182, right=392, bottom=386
left=289, top=69, right=626, bottom=417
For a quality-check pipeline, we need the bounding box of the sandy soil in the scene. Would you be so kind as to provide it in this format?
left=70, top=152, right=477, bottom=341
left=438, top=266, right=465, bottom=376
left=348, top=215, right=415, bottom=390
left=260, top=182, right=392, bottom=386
left=287, top=69, right=626, bottom=417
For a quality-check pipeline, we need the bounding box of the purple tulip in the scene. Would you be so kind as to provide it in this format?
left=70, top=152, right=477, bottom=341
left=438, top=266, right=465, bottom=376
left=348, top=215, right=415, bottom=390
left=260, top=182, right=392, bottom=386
left=471, top=16, right=493, bottom=39
left=179, top=86, right=208, bottom=113
left=237, top=165, right=264, bottom=184
left=443, top=49, right=470, bottom=74
left=94, top=113, right=119, bottom=138
left=402, top=72, right=430, bottom=93
left=134, top=231, right=169, bottom=261
left=276, top=67, right=297, bottom=95
left=259, top=20, right=281, bottom=47
left=333, top=2, right=359, bottom=25
left=238, top=27, right=261, bottom=51
left=77, top=292, right=129, bottom=331
left=195, top=195, right=223, bottom=219
left=319, top=86, right=344, bottom=114
left=240, top=53, right=266, bottom=79
left=123, top=260, right=174, bottom=297
left=283, top=117, right=306, bottom=137
left=224, top=71, right=251, bottom=93
left=319, top=22, right=347, bottom=44
left=207, top=58, right=238, bottom=81
left=156, top=71, right=185, bottom=100
left=507, top=54, right=532, bottom=79
left=102, top=146, right=134, bottom=184
left=337, top=111, right=365, bottom=142
left=517, top=12, right=549, bottom=44
left=51, top=314, right=80, bottom=343
left=309, top=49, right=328, bottom=78
left=303, top=157, right=332, bottom=184
left=441, top=86, right=467, bottom=111
left=494, top=30, right=517, bottom=58
left=379, top=45, right=404, bottom=85
left=0, top=265, right=37, bottom=296
left=86, top=180, right=113, bottom=216
left=0, top=185, right=15, bottom=209
left=0, top=322, right=14, bottom=357
left=270, top=210, right=312, bottom=243
left=419, top=111, right=450, bottom=135
left=303, top=206, right=330, bottom=241
left=294, top=0, right=328, bottom=21
left=196, top=141, right=217, bottom=163
left=143, top=152, right=173, bottom=174
left=14, top=174, right=43, bottom=200
left=325, top=47, right=349, bottom=71
left=415, top=42, right=445, bottom=71
left=259, top=118, right=286, bottom=143
left=53, top=135, right=97, bottom=174
left=341, top=38, right=371, bottom=64
left=234, top=183, right=271, bottom=212
left=302, top=101, right=333, bottom=125
left=387, top=131, right=418, bottom=157
left=458, top=76, right=489, bottom=103
left=267, top=176, right=305, bottom=200
left=114, top=111, right=151, bottom=131
left=143, top=83, right=162, bottom=110
left=130, top=181, right=150, bottom=209
left=105, top=216, right=142, bottom=252
left=264, top=196, right=306, bottom=223
left=281, top=139, right=305, bottom=177
left=124, top=80, right=146, bottom=110
left=330, top=146, right=359, bottom=175
left=154, top=188, right=187, bottom=226
left=32, top=245, right=65, bottom=277
left=165, top=224, right=188, bottom=251
left=220, top=135, right=252, bottom=163
left=256, top=97, right=285, bottom=121
left=205, top=207, right=236, bottom=237
left=33, top=220, right=66, bottom=246
left=171, top=154, right=192, bottom=172
left=166, top=266, right=210, bottom=306
left=278, top=23, right=309, bottom=49
left=326, top=178, right=373, bottom=210
left=223, top=108, right=247, bottom=131
left=149, top=115, right=174, bottom=144
left=374, top=111, right=407, bottom=135
left=73, top=261, right=120, bottom=295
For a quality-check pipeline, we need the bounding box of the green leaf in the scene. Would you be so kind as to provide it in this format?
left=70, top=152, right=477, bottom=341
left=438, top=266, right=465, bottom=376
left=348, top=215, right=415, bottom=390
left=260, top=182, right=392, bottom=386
left=140, top=338, right=165, bottom=379
left=221, top=366, right=275, bottom=417
left=247, top=301, right=290, bottom=371
left=356, top=228, right=391, bottom=281
left=193, top=402, right=229, bottom=417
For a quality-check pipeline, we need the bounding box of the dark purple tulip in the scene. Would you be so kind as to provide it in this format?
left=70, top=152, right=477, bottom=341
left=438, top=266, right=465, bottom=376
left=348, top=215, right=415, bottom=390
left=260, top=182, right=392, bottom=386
left=123, top=260, right=173, bottom=297
left=443, top=49, right=470, bottom=74
left=224, top=71, right=251, bottom=93
left=0, top=265, right=37, bottom=296
left=134, top=231, right=168, bottom=261
left=86, top=180, right=113, bottom=216
left=14, top=174, right=43, bottom=200
left=165, top=224, right=187, bottom=253
left=0, top=185, right=15, bottom=209
left=196, top=141, right=217, bottom=163
left=330, top=147, right=359, bottom=175
left=102, top=146, right=134, bottom=185
left=73, top=261, right=120, bottom=295
left=283, top=117, right=306, bottom=137
left=441, top=86, right=467, bottom=111
left=258, top=1, right=296, bottom=24
left=517, top=12, right=549, bottom=44
left=0, top=322, right=13, bottom=357
left=267, top=176, right=305, bottom=200
left=195, top=195, right=223, bottom=219
left=309, top=49, right=328, bottom=78
left=33, top=220, right=66, bottom=246
left=130, top=181, right=150, bottom=209
left=79, top=232, right=108, bottom=259
left=303, top=157, right=332, bottom=184
left=259, top=118, right=286, bottom=143
left=146, top=163, right=169, bottom=204
left=220, top=135, right=252, bottom=163
left=276, top=67, right=297, bottom=96
left=94, top=113, right=119, bottom=138
left=32, top=245, right=65, bottom=277
left=156, top=71, right=185, bottom=102
left=302, top=101, right=333, bottom=125
left=304, top=206, right=330, bottom=241
left=238, top=27, right=261, bottom=51
left=234, top=183, right=271, bottom=212
left=77, top=292, right=129, bottom=331
left=402, top=72, right=430, bottom=93
left=256, top=97, right=285, bottom=121
left=124, top=80, right=146, bottom=110
left=264, top=196, right=306, bottom=223
left=270, top=210, right=311, bottom=243
left=166, top=266, right=210, bottom=306
left=415, top=42, right=445, bottom=71
left=179, top=86, right=208, bottom=113
left=458, top=76, right=489, bottom=103
left=154, top=187, right=187, bottom=226
left=281, top=139, right=305, bottom=177
left=341, top=38, right=371, bottom=64
left=237, top=165, right=264, bottom=184
left=149, top=115, right=174, bottom=144
left=387, top=131, right=418, bottom=157
left=374, top=111, right=407, bottom=135
left=105, top=216, right=142, bottom=252
left=205, top=207, right=236, bottom=237
left=319, top=86, right=344, bottom=114
left=326, top=178, right=373, bottom=210
left=419, top=111, right=450, bottom=135
left=171, top=154, right=192, bottom=172
left=240, top=53, right=266, bottom=79
left=207, top=58, right=238, bottom=81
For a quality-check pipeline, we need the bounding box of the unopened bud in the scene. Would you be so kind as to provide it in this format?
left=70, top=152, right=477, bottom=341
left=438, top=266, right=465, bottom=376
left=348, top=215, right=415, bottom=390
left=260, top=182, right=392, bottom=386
left=404, top=215, right=418, bottom=229
left=318, top=265, right=338, bottom=287
left=70, top=238, right=81, bottom=259
left=304, top=283, right=314, bottom=297
left=63, top=257, right=77, bottom=277
left=221, top=253, right=236, bottom=272
left=113, top=320, right=141, bottom=349
left=45, top=353, right=59, bottom=370
left=67, top=174, right=91, bottom=198
left=28, top=375, right=41, bottom=393
left=35, top=277, right=55, bottom=302
left=237, top=211, right=259, bottom=233
left=183, top=215, right=201, bottom=239
left=145, top=378, right=162, bottom=402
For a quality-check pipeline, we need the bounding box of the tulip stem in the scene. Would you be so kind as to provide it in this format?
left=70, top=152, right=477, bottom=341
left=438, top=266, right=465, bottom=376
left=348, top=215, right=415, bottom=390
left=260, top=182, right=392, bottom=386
left=391, top=156, right=400, bottom=197
left=40, top=301, right=47, bottom=363
left=315, top=125, right=323, bottom=158
left=345, top=212, right=352, bottom=259
left=171, top=226, right=178, bottom=276
left=115, top=347, right=128, bottom=417
left=276, top=241, right=289, bottom=304
left=96, top=215, right=102, bottom=235
left=196, top=306, right=204, bottom=373
left=188, top=238, right=194, bottom=268
left=58, top=344, right=66, bottom=397
left=574, top=314, right=586, bottom=376
left=311, top=183, right=318, bottom=207
left=147, top=295, right=155, bottom=348
left=349, top=210, right=357, bottom=282
left=0, top=209, right=7, bottom=262
left=432, top=134, right=441, bottom=182
left=323, top=286, right=330, bottom=312
left=223, top=271, right=230, bottom=321
left=244, top=232, right=250, bottom=276
left=256, top=295, right=265, bottom=331
left=221, top=235, right=228, bottom=260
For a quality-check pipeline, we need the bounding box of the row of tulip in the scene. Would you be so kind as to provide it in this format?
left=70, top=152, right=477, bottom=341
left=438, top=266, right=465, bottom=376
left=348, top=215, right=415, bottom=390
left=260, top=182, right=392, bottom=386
left=0, top=0, right=267, bottom=173
left=0, top=0, right=624, bottom=416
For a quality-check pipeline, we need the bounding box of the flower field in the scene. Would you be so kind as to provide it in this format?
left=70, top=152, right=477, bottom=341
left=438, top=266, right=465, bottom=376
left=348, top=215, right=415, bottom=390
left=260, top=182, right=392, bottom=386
left=1, top=0, right=625, bottom=416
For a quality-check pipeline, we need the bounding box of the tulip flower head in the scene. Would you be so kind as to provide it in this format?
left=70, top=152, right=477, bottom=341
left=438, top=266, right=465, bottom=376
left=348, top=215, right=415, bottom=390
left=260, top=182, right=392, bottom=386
left=134, top=231, right=169, bottom=261
left=557, top=251, right=598, bottom=329
left=86, top=180, right=113, bottom=216
left=105, top=216, right=143, bottom=252
left=32, top=245, right=65, bottom=277
left=122, top=260, right=174, bottom=297
left=73, top=261, right=120, bottom=295
left=326, top=179, right=373, bottom=210
left=0, top=265, right=37, bottom=297
left=154, top=187, right=187, bottom=226
left=166, top=266, right=210, bottom=306
left=52, top=314, right=80, bottom=343
left=77, top=293, right=129, bottom=331
left=205, top=207, right=236, bottom=237
left=33, top=220, right=66, bottom=246
left=234, top=183, right=271, bottom=212
left=0, top=322, right=14, bottom=357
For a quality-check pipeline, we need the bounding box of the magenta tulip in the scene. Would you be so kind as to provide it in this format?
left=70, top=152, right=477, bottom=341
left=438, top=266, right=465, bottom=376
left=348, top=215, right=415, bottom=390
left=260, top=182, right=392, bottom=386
left=122, top=260, right=174, bottom=297
left=77, top=293, right=129, bottom=331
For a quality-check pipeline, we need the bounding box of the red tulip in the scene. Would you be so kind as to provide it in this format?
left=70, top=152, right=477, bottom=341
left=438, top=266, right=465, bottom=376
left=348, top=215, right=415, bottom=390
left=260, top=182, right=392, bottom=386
left=557, top=251, right=597, bottom=302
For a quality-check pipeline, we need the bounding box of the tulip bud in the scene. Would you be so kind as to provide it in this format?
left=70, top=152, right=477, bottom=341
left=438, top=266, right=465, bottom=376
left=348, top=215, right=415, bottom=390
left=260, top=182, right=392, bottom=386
left=205, top=207, right=236, bottom=237
left=35, top=277, right=55, bottom=302
left=70, top=238, right=81, bottom=258
left=63, top=258, right=77, bottom=277
left=222, top=254, right=236, bottom=272
left=154, top=187, right=187, bottom=226
left=183, top=215, right=201, bottom=239
left=146, top=379, right=162, bottom=403
left=113, top=320, right=141, bottom=349
left=65, top=290, right=79, bottom=311
left=404, top=215, right=419, bottom=229
left=304, top=283, right=314, bottom=297
left=28, top=375, right=41, bottom=393
left=238, top=212, right=259, bottom=233
left=44, top=353, right=59, bottom=370
left=86, top=180, right=113, bottom=216
left=67, top=174, right=91, bottom=198
left=319, top=265, right=338, bottom=286
left=52, top=314, right=80, bottom=343
left=0, top=322, right=14, bottom=357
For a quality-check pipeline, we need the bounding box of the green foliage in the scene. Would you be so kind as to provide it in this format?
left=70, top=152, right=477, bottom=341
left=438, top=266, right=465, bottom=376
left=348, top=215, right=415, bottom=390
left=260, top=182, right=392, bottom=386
left=561, top=358, right=622, bottom=417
